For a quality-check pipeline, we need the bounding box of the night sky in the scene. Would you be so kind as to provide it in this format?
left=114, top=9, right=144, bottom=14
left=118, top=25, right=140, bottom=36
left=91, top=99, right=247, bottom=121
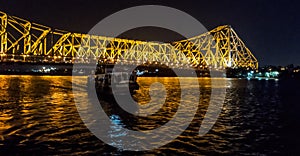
left=0, top=0, right=299, bottom=66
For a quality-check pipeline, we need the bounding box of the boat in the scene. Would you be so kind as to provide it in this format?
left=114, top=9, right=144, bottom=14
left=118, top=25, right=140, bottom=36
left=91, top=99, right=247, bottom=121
left=87, top=64, right=139, bottom=94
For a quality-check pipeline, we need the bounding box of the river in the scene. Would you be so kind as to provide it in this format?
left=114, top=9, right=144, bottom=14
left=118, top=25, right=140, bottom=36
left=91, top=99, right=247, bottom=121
left=0, top=75, right=299, bottom=155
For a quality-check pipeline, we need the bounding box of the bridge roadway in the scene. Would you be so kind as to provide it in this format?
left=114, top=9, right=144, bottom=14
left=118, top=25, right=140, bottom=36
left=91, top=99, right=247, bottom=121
left=0, top=62, right=223, bottom=77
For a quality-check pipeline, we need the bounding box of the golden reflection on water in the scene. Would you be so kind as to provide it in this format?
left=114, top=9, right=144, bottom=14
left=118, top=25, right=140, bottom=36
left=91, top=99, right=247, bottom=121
left=0, top=76, right=79, bottom=142
left=0, top=75, right=284, bottom=155
left=0, top=75, right=217, bottom=139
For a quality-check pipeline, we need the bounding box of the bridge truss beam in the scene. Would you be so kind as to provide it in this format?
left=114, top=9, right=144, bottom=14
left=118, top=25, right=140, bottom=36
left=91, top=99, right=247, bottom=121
left=0, top=11, right=258, bottom=69
left=172, top=25, right=258, bottom=69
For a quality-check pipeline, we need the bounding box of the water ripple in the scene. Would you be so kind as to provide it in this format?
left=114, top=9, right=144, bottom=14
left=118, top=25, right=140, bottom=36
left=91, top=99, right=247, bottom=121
left=0, top=76, right=289, bottom=155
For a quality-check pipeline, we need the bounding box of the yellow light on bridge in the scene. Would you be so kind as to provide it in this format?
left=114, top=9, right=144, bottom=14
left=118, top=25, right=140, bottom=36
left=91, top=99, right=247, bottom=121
left=0, top=10, right=258, bottom=69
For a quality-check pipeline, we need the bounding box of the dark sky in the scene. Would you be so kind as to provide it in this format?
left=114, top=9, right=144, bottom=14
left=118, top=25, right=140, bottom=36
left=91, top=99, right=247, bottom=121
left=0, top=0, right=299, bottom=66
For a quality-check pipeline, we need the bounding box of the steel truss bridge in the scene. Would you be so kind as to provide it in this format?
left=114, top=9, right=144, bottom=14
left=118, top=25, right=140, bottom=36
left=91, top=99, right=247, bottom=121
left=0, top=11, right=258, bottom=69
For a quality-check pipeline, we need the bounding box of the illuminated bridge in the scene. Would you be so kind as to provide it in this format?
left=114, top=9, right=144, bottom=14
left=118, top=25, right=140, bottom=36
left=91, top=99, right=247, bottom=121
left=0, top=11, right=258, bottom=69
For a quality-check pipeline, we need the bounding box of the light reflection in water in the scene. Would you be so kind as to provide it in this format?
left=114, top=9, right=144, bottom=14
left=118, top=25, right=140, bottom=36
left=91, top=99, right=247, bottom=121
left=0, top=76, right=287, bottom=155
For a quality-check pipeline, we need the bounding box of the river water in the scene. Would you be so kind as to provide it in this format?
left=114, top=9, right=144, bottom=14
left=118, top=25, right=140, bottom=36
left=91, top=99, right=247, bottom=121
left=0, top=75, right=299, bottom=155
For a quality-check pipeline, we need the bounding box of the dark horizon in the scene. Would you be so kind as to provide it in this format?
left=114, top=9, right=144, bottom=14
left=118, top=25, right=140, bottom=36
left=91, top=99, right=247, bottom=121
left=0, top=0, right=299, bottom=66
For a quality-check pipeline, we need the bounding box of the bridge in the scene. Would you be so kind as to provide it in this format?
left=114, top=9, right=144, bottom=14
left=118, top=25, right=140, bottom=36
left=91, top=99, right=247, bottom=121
left=0, top=11, right=258, bottom=69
